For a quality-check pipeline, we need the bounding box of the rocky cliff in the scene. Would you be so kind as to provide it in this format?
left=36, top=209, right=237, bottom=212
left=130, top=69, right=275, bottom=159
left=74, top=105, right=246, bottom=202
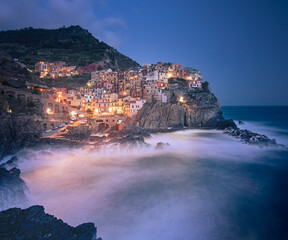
left=136, top=102, right=187, bottom=130
left=136, top=79, right=235, bottom=130
left=0, top=205, right=100, bottom=240
left=0, top=25, right=139, bottom=72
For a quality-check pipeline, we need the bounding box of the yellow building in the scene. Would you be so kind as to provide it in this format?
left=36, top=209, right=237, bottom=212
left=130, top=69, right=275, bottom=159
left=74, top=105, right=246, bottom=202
left=102, top=93, right=118, bottom=102
left=110, top=96, right=131, bottom=115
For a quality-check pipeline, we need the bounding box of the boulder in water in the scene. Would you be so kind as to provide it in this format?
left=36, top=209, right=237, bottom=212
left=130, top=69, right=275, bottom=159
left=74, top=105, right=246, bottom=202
left=155, top=142, right=170, bottom=150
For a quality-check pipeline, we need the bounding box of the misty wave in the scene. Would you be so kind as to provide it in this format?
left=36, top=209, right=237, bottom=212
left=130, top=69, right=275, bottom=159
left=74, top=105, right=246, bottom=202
left=5, top=128, right=288, bottom=240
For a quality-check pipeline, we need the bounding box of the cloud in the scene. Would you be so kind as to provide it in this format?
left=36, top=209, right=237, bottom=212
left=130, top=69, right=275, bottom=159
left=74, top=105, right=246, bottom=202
left=103, top=17, right=127, bottom=28
left=0, top=0, right=126, bottom=47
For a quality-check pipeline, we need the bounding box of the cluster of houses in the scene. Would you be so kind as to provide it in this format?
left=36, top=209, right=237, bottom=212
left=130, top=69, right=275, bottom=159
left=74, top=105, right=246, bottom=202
left=35, top=61, right=78, bottom=78
left=35, top=61, right=105, bottom=79
left=46, top=62, right=203, bottom=118
left=51, top=88, right=146, bottom=118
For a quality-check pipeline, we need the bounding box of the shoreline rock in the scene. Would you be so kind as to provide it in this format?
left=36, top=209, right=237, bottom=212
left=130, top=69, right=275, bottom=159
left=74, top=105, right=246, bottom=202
left=155, top=142, right=170, bottom=150
left=238, top=120, right=245, bottom=125
left=107, top=124, right=151, bottom=139
left=223, top=127, right=285, bottom=147
left=216, top=119, right=237, bottom=130
left=0, top=205, right=101, bottom=240
left=105, top=124, right=151, bottom=149
left=0, top=167, right=102, bottom=240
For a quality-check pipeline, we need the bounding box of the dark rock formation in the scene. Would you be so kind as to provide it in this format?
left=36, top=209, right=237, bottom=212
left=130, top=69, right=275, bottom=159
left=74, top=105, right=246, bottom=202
left=0, top=166, right=101, bottom=239
left=0, top=205, right=101, bottom=240
left=108, top=124, right=151, bottom=139
left=109, top=134, right=145, bottom=144
left=136, top=102, right=186, bottom=130
left=238, top=120, right=245, bottom=125
left=0, top=167, right=28, bottom=210
left=107, top=124, right=150, bottom=148
left=217, top=119, right=237, bottom=130
left=223, top=127, right=284, bottom=147
left=155, top=142, right=170, bottom=150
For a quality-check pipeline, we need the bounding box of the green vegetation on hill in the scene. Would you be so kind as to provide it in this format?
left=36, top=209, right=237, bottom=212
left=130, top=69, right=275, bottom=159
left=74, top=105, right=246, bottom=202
left=0, top=51, right=45, bottom=87
left=0, top=25, right=140, bottom=71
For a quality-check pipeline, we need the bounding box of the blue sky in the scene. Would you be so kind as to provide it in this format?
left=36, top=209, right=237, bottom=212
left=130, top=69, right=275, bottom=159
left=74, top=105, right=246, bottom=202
left=1, top=0, right=288, bottom=105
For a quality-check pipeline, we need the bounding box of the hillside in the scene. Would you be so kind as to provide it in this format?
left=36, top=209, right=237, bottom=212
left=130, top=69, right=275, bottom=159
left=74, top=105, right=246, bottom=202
left=0, top=25, right=140, bottom=71
left=0, top=51, right=45, bottom=88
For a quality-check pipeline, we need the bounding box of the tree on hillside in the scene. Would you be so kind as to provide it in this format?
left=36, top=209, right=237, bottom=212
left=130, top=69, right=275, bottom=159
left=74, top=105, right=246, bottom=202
left=202, top=81, right=210, bottom=92
left=0, top=95, right=9, bottom=115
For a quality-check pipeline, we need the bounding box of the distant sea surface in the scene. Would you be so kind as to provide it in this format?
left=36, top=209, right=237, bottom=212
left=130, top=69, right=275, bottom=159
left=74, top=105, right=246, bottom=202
left=222, top=106, right=288, bottom=145
left=222, top=106, right=288, bottom=131
left=3, top=106, right=288, bottom=240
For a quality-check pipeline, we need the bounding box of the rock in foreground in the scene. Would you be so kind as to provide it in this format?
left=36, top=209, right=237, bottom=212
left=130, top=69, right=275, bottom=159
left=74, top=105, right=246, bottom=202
left=0, top=205, right=101, bottom=240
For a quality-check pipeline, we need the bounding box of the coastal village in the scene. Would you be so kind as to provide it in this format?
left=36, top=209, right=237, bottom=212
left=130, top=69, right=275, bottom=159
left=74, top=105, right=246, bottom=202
left=0, top=25, right=208, bottom=141
left=1, top=8, right=286, bottom=238
left=33, top=61, right=202, bottom=129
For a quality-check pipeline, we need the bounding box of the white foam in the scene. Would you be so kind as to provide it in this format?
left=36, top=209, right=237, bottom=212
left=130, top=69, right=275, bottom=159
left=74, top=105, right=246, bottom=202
left=9, top=128, right=287, bottom=240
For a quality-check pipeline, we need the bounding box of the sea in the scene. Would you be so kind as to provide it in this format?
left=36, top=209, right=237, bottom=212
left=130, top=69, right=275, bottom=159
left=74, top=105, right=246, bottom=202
left=2, top=106, right=288, bottom=240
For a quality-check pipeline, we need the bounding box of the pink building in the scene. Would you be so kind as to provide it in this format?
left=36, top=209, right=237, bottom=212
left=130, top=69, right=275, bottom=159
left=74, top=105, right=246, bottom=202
left=129, top=99, right=146, bottom=118
left=78, top=63, right=104, bottom=73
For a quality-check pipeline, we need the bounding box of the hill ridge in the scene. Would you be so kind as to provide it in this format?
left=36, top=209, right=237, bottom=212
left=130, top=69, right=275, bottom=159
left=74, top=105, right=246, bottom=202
left=0, top=25, right=140, bottom=71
